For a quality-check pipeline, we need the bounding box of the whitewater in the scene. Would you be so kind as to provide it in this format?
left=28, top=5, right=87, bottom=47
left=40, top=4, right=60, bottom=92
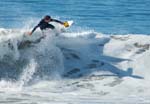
left=0, top=21, right=150, bottom=104
left=0, top=0, right=150, bottom=103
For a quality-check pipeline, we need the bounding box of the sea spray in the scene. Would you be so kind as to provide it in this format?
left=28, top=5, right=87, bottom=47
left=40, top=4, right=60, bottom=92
left=35, top=30, right=64, bottom=79
left=18, top=31, right=64, bottom=86
left=19, top=59, right=37, bottom=87
left=0, top=28, right=65, bottom=88
left=0, top=29, right=24, bottom=60
left=8, top=39, right=20, bottom=60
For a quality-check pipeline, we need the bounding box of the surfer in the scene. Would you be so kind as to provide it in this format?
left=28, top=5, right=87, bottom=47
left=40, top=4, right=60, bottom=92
left=18, top=15, right=69, bottom=49
left=28, top=15, right=69, bottom=35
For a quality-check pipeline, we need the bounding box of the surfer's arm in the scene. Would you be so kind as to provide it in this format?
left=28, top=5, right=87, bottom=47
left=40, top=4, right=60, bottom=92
left=28, top=26, right=38, bottom=36
left=51, top=19, right=69, bottom=27
left=29, top=20, right=43, bottom=35
left=30, top=25, right=39, bottom=35
left=51, top=19, right=64, bottom=25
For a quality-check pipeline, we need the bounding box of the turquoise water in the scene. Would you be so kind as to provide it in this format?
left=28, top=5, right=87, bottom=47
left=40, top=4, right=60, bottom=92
left=0, top=0, right=150, bottom=34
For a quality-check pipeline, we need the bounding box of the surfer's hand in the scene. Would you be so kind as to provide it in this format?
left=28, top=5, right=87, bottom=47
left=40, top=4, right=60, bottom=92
left=28, top=32, right=32, bottom=36
left=63, top=22, right=69, bottom=27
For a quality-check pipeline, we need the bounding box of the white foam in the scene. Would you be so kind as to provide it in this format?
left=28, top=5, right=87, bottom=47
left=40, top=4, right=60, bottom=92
left=19, top=59, right=38, bottom=87
left=0, top=27, right=150, bottom=103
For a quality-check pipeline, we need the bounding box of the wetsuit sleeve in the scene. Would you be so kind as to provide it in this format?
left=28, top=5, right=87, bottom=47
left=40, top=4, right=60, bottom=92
left=31, top=20, right=43, bottom=34
left=31, top=25, right=39, bottom=34
left=51, top=19, right=64, bottom=25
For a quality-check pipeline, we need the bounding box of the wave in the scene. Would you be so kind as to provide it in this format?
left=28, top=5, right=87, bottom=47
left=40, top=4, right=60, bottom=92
left=0, top=27, right=149, bottom=91
left=0, top=27, right=65, bottom=88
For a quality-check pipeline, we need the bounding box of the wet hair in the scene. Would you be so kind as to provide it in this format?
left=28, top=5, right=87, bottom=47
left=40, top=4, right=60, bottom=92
left=44, top=15, right=51, bottom=20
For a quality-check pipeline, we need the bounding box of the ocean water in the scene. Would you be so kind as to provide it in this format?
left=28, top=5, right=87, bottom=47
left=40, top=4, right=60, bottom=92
left=0, top=0, right=150, bottom=34
left=0, top=1, right=150, bottom=104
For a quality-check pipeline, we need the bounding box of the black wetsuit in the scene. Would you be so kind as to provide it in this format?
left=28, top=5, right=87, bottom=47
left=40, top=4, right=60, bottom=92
left=31, top=19, right=63, bottom=33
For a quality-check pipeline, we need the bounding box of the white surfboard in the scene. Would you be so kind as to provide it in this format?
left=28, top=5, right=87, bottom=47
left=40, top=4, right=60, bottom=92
left=67, top=20, right=74, bottom=27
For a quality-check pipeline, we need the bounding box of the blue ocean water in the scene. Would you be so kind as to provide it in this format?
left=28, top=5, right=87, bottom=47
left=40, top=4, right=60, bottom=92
left=0, top=0, right=150, bottom=34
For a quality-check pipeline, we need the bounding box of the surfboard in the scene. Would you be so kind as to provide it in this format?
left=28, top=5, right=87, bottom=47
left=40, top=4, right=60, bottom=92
left=66, top=20, right=74, bottom=27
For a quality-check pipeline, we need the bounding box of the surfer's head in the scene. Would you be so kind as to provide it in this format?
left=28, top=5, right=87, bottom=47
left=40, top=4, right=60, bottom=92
left=44, top=15, right=51, bottom=22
